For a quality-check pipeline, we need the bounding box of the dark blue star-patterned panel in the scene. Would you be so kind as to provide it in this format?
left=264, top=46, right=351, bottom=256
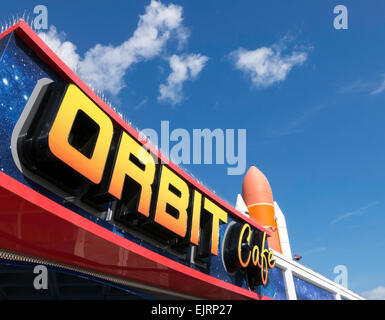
left=0, top=30, right=287, bottom=299
left=294, top=276, right=335, bottom=300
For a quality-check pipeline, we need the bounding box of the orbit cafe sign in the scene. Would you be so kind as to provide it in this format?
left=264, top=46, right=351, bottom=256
left=11, top=79, right=275, bottom=290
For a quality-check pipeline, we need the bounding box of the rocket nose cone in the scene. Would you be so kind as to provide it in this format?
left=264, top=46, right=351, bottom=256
left=242, top=166, right=273, bottom=206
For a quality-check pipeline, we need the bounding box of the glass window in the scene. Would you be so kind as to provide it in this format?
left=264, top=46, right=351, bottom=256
left=0, top=261, right=154, bottom=300
left=294, top=276, right=335, bottom=300
left=257, top=267, right=288, bottom=300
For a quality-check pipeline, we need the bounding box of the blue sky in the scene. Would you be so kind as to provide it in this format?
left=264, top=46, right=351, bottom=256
left=2, top=0, right=385, bottom=297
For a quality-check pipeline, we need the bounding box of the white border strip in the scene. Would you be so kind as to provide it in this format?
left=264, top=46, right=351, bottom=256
left=273, top=250, right=364, bottom=300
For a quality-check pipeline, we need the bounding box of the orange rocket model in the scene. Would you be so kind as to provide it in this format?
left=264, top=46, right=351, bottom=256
left=242, top=166, right=282, bottom=253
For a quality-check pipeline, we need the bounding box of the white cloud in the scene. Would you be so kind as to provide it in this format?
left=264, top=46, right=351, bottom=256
left=361, top=286, right=385, bottom=300
left=38, top=0, right=190, bottom=96
left=330, top=201, right=379, bottom=226
left=231, top=38, right=309, bottom=88
left=339, top=75, right=385, bottom=96
left=38, top=26, right=80, bottom=72
left=371, top=75, right=385, bottom=95
left=134, top=98, right=148, bottom=110
left=158, top=53, right=208, bottom=105
left=267, top=102, right=329, bottom=137
left=302, top=246, right=328, bottom=256
left=338, top=80, right=369, bottom=94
